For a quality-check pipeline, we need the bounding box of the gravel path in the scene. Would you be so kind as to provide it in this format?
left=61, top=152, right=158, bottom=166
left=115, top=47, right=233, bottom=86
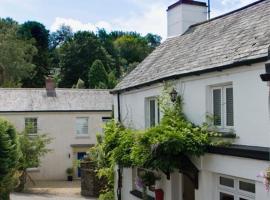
left=11, top=181, right=97, bottom=200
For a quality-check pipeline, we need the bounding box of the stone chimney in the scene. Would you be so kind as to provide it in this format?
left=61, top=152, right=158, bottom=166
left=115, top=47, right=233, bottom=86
left=45, top=77, right=56, bottom=97
left=167, top=0, right=207, bottom=38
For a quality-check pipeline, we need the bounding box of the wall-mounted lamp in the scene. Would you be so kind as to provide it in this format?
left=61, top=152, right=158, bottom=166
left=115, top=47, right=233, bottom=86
left=170, top=88, right=178, bottom=102
left=260, top=62, right=270, bottom=83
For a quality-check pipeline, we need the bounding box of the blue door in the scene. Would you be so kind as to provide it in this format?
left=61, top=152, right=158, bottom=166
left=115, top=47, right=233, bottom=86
left=77, top=152, right=86, bottom=177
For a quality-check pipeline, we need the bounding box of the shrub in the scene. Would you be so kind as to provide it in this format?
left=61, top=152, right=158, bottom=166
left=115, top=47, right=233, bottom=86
left=0, top=118, right=20, bottom=200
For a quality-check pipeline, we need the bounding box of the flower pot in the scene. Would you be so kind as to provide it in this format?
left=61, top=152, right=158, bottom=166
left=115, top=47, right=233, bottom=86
left=155, top=189, right=164, bottom=200
left=67, top=175, right=73, bottom=181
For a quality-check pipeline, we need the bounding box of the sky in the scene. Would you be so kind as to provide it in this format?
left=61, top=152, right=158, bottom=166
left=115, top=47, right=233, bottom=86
left=0, top=0, right=257, bottom=39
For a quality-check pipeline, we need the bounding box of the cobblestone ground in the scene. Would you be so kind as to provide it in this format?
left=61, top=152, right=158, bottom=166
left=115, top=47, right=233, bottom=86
left=11, top=180, right=96, bottom=200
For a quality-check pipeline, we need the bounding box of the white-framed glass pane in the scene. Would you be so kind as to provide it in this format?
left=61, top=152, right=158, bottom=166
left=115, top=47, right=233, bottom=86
left=25, top=118, right=38, bottom=135
left=149, top=99, right=156, bottom=127
left=220, top=176, right=234, bottom=188
left=213, top=89, right=222, bottom=126
left=220, top=192, right=234, bottom=200
left=239, top=181, right=255, bottom=194
left=226, top=87, right=234, bottom=126
left=76, top=117, right=88, bottom=135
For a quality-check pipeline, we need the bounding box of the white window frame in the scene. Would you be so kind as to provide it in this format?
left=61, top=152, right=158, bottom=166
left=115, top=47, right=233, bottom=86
left=216, top=174, right=255, bottom=200
left=145, top=97, right=160, bottom=128
left=25, top=117, right=38, bottom=136
left=75, top=117, right=89, bottom=136
left=211, top=84, right=234, bottom=129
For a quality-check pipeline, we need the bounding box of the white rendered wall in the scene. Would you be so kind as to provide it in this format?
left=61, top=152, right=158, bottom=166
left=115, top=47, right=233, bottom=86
left=167, top=4, right=207, bottom=37
left=115, top=62, right=270, bottom=147
left=114, top=62, right=270, bottom=199
left=1, top=111, right=111, bottom=180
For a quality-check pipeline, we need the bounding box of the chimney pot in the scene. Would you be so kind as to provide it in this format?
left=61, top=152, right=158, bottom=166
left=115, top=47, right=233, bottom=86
left=45, top=77, right=56, bottom=97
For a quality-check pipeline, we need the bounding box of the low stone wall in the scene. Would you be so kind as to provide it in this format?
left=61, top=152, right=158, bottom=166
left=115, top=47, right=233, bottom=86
left=80, top=161, right=105, bottom=197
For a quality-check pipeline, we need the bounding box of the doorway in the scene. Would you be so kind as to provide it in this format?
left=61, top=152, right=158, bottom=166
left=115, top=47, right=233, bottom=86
left=77, top=152, right=86, bottom=177
left=183, top=174, right=195, bottom=200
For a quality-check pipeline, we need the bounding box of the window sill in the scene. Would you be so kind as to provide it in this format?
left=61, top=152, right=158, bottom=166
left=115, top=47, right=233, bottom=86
left=27, top=168, right=40, bottom=172
left=130, top=190, right=155, bottom=200
left=75, top=135, right=90, bottom=139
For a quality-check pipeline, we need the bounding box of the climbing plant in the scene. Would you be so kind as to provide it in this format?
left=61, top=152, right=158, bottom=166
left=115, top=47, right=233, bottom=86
left=89, top=86, right=222, bottom=200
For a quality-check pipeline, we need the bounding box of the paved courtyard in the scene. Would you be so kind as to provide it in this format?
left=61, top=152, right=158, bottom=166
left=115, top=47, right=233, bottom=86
left=11, top=193, right=94, bottom=200
left=11, top=180, right=96, bottom=200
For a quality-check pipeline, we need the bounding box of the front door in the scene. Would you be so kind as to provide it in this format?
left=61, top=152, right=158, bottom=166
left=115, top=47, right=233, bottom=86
left=77, top=152, right=86, bottom=177
left=183, top=174, right=195, bottom=200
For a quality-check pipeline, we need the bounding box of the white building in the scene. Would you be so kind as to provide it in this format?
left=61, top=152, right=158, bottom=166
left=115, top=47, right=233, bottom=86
left=112, top=0, right=270, bottom=200
left=0, top=78, right=113, bottom=180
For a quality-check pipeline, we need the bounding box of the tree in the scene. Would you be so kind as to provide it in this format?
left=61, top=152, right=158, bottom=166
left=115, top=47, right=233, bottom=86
left=0, top=118, right=20, bottom=200
left=58, top=31, right=112, bottom=88
left=89, top=60, right=108, bottom=89
left=19, top=21, right=50, bottom=87
left=107, top=71, right=118, bottom=89
left=49, top=25, right=73, bottom=49
left=16, top=129, right=52, bottom=192
left=114, top=35, right=151, bottom=66
left=0, top=18, right=37, bottom=87
left=145, top=33, right=162, bottom=49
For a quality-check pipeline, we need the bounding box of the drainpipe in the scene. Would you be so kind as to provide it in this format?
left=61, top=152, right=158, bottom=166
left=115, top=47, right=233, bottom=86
left=117, top=92, right=121, bottom=122
left=116, top=92, right=122, bottom=200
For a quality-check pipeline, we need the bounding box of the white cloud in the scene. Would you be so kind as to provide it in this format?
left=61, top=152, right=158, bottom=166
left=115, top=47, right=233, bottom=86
left=50, top=17, right=112, bottom=33
left=51, top=0, right=257, bottom=40
left=112, top=2, right=167, bottom=38
left=51, top=2, right=168, bottom=39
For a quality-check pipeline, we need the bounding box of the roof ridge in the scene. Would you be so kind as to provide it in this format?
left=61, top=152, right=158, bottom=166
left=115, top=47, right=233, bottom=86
left=189, top=0, right=267, bottom=29
left=0, top=88, right=111, bottom=92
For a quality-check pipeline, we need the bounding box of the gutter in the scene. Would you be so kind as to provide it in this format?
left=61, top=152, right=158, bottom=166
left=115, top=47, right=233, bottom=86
left=111, top=56, right=268, bottom=94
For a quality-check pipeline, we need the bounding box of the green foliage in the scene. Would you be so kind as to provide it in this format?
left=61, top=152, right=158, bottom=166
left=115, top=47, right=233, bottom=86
left=73, top=78, right=85, bottom=89
left=98, top=190, right=115, bottom=200
left=18, top=21, right=50, bottom=88
left=0, top=118, right=20, bottom=200
left=0, top=18, right=37, bottom=87
left=89, top=60, right=108, bottom=89
left=114, top=35, right=151, bottom=64
left=16, top=129, right=52, bottom=191
left=89, top=87, right=222, bottom=199
left=0, top=17, right=161, bottom=89
left=66, top=168, right=74, bottom=176
left=49, top=25, right=73, bottom=49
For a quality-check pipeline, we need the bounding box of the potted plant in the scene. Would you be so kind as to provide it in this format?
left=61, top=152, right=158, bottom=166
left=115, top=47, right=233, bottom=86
left=66, top=167, right=74, bottom=181
left=136, top=170, right=160, bottom=200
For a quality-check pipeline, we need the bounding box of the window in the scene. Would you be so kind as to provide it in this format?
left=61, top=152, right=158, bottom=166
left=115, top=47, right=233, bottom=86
left=212, top=85, right=234, bottom=128
left=145, top=97, right=160, bottom=128
left=76, top=117, right=89, bottom=135
left=217, top=175, right=255, bottom=200
left=102, top=117, right=112, bottom=133
left=25, top=118, right=38, bottom=135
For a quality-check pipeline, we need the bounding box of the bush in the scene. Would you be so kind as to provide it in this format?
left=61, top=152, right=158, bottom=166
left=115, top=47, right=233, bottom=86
left=98, top=190, right=114, bottom=200
left=0, top=118, right=20, bottom=200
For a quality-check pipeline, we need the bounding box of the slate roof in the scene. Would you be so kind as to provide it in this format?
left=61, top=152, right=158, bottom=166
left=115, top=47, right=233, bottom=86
left=113, top=0, right=270, bottom=93
left=0, top=89, right=112, bottom=112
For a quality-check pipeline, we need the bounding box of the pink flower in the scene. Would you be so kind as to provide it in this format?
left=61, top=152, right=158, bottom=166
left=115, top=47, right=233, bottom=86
left=258, top=168, right=270, bottom=192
